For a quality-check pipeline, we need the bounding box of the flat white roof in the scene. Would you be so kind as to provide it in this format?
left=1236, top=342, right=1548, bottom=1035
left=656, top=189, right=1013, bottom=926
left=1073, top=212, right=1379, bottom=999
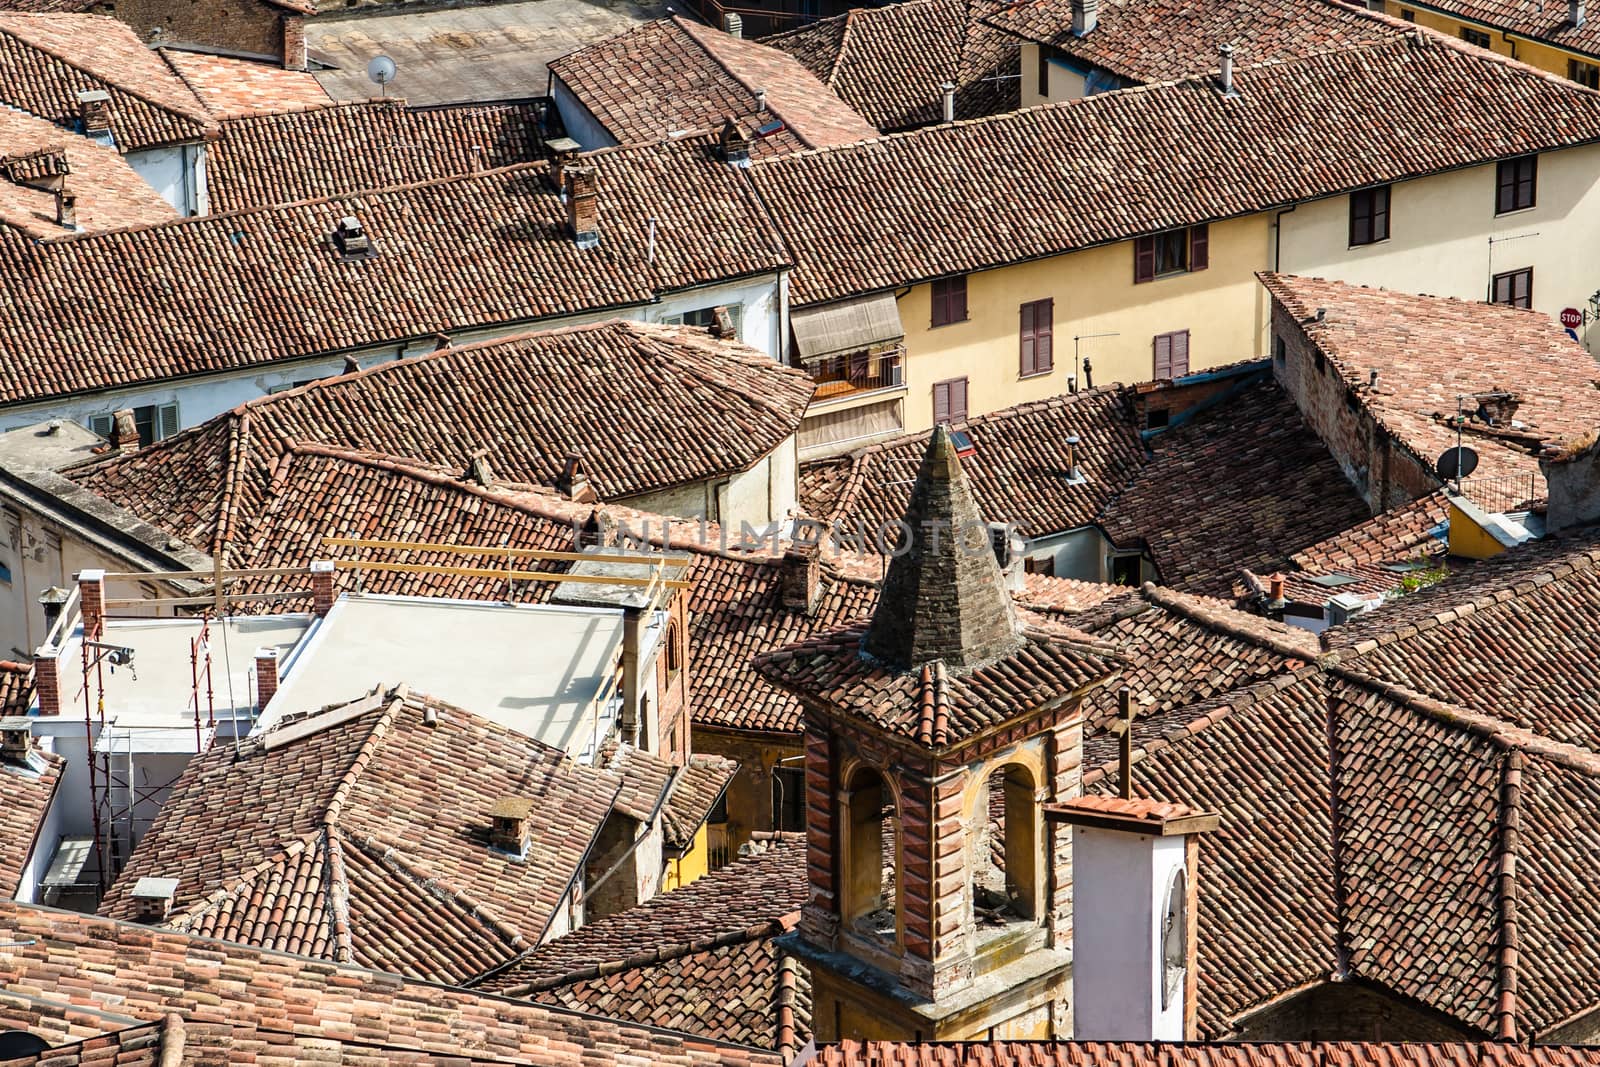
left=263, top=595, right=626, bottom=753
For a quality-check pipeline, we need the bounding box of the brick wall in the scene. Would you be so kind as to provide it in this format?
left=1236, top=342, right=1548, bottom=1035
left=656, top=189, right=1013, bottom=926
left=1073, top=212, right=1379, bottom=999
left=798, top=722, right=839, bottom=946
left=105, top=0, right=285, bottom=57
left=1270, top=303, right=1434, bottom=512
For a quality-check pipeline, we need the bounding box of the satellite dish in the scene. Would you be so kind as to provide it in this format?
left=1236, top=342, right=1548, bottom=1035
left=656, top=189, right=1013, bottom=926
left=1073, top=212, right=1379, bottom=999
left=0, top=1032, right=50, bottom=1058
left=1436, top=445, right=1480, bottom=481
left=367, top=55, right=397, bottom=87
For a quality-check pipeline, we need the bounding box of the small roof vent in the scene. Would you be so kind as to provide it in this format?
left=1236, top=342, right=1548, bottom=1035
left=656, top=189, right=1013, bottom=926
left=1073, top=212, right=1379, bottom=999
left=331, top=215, right=375, bottom=260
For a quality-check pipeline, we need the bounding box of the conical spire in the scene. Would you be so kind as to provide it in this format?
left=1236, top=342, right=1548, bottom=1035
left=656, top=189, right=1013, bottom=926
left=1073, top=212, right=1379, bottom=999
left=862, top=425, right=1022, bottom=671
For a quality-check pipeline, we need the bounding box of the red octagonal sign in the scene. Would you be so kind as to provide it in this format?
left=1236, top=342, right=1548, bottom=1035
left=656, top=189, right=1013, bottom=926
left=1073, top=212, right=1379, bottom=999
left=1562, top=307, right=1584, bottom=329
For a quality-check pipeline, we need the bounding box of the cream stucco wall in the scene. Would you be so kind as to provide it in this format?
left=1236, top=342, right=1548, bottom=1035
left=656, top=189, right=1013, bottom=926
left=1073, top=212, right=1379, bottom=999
left=1022, top=44, right=1090, bottom=107
left=1277, top=144, right=1600, bottom=355
left=895, top=213, right=1272, bottom=431
left=624, top=433, right=797, bottom=530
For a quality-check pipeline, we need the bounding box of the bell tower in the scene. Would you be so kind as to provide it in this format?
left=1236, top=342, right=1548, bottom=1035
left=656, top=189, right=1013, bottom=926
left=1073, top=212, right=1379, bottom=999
left=756, top=426, right=1120, bottom=1041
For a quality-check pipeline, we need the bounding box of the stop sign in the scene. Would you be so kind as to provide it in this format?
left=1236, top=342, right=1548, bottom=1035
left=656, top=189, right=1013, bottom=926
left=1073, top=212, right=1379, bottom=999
left=1562, top=307, right=1583, bottom=329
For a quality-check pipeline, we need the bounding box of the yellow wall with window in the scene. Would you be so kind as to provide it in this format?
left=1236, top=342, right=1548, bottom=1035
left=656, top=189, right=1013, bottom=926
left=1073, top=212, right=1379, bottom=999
left=1378, top=1, right=1599, bottom=78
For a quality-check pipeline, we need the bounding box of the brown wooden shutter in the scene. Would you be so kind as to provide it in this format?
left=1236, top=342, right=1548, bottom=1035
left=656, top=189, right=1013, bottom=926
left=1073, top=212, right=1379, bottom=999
left=953, top=276, right=968, bottom=323
left=1153, top=333, right=1172, bottom=379
left=1171, top=330, right=1190, bottom=377
left=1134, top=236, right=1156, bottom=283
left=1037, top=298, right=1053, bottom=372
left=934, top=380, right=950, bottom=424
left=1020, top=302, right=1037, bottom=376
left=951, top=377, right=968, bottom=422
left=1188, top=225, right=1209, bottom=272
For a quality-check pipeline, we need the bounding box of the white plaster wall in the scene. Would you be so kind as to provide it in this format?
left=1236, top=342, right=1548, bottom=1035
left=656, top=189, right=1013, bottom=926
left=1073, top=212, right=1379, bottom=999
left=551, top=77, right=620, bottom=151
left=631, top=480, right=716, bottom=521
left=1025, top=526, right=1113, bottom=582
left=12, top=769, right=63, bottom=904
left=1278, top=143, right=1600, bottom=354
left=126, top=144, right=206, bottom=217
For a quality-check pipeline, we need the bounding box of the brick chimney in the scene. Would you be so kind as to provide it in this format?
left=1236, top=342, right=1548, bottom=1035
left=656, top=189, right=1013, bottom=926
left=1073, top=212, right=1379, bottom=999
left=130, top=877, right=179, bottom=922
left=563, top=166, right=599, bottom=249
left=310, top=560, right=336, bottom=617
left=282, top=14, right=308, bottom=71
left=1071, top=0, right=1098, bottom=36
left=489, top=797, right=534, bottom=858
left=0, top=717, right=35, bottom=766
left=255, top=647, right=279, bottom=713
left=110, top=409, right=138, bottom=452
left=76, top=90, right=113, bottom=144
left=55, top=187, right=78, bottom=231
left=719, top=117, right=753, bottom=167
left=780, top=539, right=821, bottom=615
left=78, top=568, right=106, bottom=639
left=558, top=453, right=597, bottom=503
left=32, top=648, right=59, bottom=716
left=578, top=507, right=617, bottom=549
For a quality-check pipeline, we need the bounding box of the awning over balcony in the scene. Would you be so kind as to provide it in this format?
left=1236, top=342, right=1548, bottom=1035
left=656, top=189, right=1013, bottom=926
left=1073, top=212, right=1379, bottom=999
left=791, top=293, right=905, bottom=363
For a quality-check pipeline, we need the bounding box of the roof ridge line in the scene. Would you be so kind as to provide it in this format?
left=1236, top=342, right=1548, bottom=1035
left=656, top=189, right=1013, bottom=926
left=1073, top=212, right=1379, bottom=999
left=218, top=98, right=402, bottom=124
left=321, top=693, right=407, bottom=828
left=1496, top=748, right=1524, bottom=1042
left=213, top=408, right=251, bottom=562
left=1139, top=582, right=1320, bottom=662
left=323, top=824, right=355, bottom=963
left=166, top=828, right=324, bottom=928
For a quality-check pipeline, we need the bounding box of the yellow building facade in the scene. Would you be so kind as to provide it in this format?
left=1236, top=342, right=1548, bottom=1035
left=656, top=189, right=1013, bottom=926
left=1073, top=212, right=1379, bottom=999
left=1376, top=1, right=1600, bottom=79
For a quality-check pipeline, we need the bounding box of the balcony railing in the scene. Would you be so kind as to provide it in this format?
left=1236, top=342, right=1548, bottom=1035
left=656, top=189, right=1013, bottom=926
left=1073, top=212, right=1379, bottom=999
left=808, top=348, right=904, bottom=402
left=1456, top=472, right=1542, bottom=514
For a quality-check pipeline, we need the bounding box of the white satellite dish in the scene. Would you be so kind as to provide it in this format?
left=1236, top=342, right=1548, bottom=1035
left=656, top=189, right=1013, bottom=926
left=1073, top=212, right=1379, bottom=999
left=367, top=55, right=397, bottom=96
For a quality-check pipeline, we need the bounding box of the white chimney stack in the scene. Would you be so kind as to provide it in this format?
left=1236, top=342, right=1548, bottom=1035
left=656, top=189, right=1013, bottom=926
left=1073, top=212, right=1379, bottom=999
left=131, top=877, right=180, bottom=922
left=723, top=11, right=743, bottom=36
left=940, top=82, right=956, bottom=123
left=1218, top=43, right=1236, bottom=96
left=1071, top=0, right=1098, bottom=36
left=1572, top=0, right=1586, bottom=26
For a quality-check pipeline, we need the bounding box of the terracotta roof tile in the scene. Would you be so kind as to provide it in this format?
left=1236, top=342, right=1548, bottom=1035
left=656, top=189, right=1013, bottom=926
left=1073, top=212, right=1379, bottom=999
left=159, top=49, right=331, bottom=117
left=661, top=753, right=739, bottom=851
left=749, top=30, right=1600, bottom=306
left=0, top=108, right=177, bottom=235
left=807, top=1043, right=1597, bottom=1067
left=0, top=734, right=65, bottom=900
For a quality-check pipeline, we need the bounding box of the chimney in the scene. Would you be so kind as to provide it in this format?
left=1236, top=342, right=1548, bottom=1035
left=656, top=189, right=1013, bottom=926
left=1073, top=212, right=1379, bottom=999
left=578, top=507, right=617, bottom=549
left=0, top=717, right=35, bottom=766
left=723, top=10, right=743, bottom=36
left=466, top=448, right=494, bottom=487
left=76, top=90, right=113, bottom=144
left=1217, top=43, right=1236, bottom=96
left=1064, top=433, right=1084, bottom=483
left=55, top=188, right=78, bottom=231
left=130, top=876, right=180, bottom=922
left=563, top=166, right=599, bottom=250
left=940, top=82, right=956, bottom=123
left=254, top=647, right=279, bottom=713
left=78, top=569, right=106, bottom=639
left=1266, top=572, right=1287, bottom=618
left=32, top=648, right=59, bottom=717
left=110, top=408, right=138, bottom=452
left=1070, top=0, right=1098, bottom=35
left=545, top=137, right=582, bottom=190
left=342, top=355, right=360, bottom=374
left=780, top=539, right=822, bottom=615
left=711, top=305, right=737, bottom=339
left=755, top=88, right=768, bottom=113
left=1574, top=0, right=1587, bottom=26
left=489, top=797, right=534, bottom=858
left=331, top=215, right=373, bottom=259
left=719, top=117, right=753, bottom=167
left=38, top=586, right=69, bottom=636
left=282, top=14, right=307, bottom=70
left=1368, top=368, right=1380, bottom=391
left=310, top=560, right=336, bottom=617
left=558, top=453, right=598, bottom=503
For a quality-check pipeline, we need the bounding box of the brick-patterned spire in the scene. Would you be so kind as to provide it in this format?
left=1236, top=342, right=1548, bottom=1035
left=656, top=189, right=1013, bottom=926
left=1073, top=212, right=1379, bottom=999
left=862, top=424, right=1021, bottom=671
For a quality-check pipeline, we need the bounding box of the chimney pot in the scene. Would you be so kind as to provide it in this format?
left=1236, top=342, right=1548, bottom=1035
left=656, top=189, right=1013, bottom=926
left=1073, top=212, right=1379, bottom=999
left=332, top=215, right=373, bottom=259
left=55, top=188, right=78, bottom=231
left=755, top=88, right=768, bottom=113
left=130, top=876, right=180, bottom=922
left=0, top=717, right=36, bottom=766
left=940, top=82, right=956, bottom=123
left=558, top=453, right=597, bottom=503
left=563, top=165, right=600, bottom=249
left=719, top=117, right=753, bottom=167
left=723, top=11, right=743, bottom=36
left=310, top=560, right=336, bottom=617
left=780, top=541, right=822, bottom=615
left=76, top=90, right=112, bottom=140
left=38, top=586, right=69, bottom=635
left=254, top=647, right=279, bottom=714
left=1065, top=432, right=1083, bottom=482
left=110, top=409, right=138, bottom=452
left=1573, top=0, right=1587, bottom=26
left=1368, top=368, right=1380, bottom=390
left=489, top=796, right=534, bottom=857
left=1218, top=43, right=1236, bottom=96
left=1268, top=572, right=1287, bottom=608
left=466, top=448, right=494, bottom=487
left=1070, top=0, right=1098, bottom=35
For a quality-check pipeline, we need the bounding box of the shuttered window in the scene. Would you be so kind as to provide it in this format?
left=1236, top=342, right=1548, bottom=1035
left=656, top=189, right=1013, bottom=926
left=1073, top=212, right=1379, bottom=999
left=1492, top=267, right=1533, bottom=308
left=1349, top=185, right=1391, bottom=246
left=933, top=377, right=969, bottom=425
left=1153, top=330, right=1190, bottom=380
left=1019, top=299, right=1054, bottom=377
left=1496, top=155, right=1537, bottom=214
left=931, top=276, right=969, bottom=327
left=1134, top=225, right=1208, bottom=283
left=88, top=402, right=180, bottom=446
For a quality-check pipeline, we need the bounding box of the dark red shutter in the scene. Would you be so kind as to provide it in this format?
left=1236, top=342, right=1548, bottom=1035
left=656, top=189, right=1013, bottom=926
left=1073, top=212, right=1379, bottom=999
left=1188, top=225, right=1209, bottom=272
left=1171, top=330, right=1190, bottom=377
left=1037, top=298, right=1053, bottom=372
left=1153, top=333, right=1172, bottom=379
left=1134, top=236, right=1156, bottom=283
left=1020, top=302, right=1036, bottom=376
left=933, top=381, right=950, bottom=424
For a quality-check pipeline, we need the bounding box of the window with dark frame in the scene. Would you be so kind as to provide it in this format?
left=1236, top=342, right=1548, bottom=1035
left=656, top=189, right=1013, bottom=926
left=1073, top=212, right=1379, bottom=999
left=1572, top=58, right=1600, bottom=88
left=1349, top=185, right=1391, bottom=246
left=1020, top=299, right=1054, bottom=377
left=933, top=376, right=969, bottom=425
left=1400, top=7, right=1415, bottom=18
left=1134, top=225, right=1208, bottom=283
left=1038, top=48, right=1050, bottom=96
left=931, top=275, right=969, bottom=327
left=1492, top=267, right=1533, bottom=308
left=1460, top=26, right=1491, bottom=47
left=1496, top=155, right=1537, bottom=214
left=1152, top=330, right=1190, bottom=380
left=772, top=766, right=805, bottom=832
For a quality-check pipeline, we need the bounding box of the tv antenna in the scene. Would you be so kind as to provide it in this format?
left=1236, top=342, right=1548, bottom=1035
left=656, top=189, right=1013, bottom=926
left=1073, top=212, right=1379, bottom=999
left=367, top=55, right=398, bottom=98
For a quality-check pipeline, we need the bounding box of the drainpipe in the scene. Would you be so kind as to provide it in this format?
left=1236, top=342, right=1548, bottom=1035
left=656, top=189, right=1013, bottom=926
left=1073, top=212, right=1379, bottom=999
left=1271, top=204, right=1298, bottom=272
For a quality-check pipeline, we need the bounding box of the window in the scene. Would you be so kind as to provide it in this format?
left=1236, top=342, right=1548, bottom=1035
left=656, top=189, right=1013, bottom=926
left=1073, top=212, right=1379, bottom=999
left=1134, top=225, right=1208, bottom=283
left=89, top=402, right=179, bottom=446
left=1400, top=7, right=1415, bottom=18
left=771, top=765, right=805, bottom=832
left=1496, top=155, right=1537, bottom=213
left=1273, top=334, right=1287, bottom=366
left=1111, top=553, right=1142, bottom=586
left=1024, top=555, right=1055, bottom=577
left=1038, top=47, right=1050, bottom=96
left=662, top=303, right=743, bottom=335
left=1461, top=26, right=1491, bottom=47
left=931, top=276, right=968, bottom=327
left=1349, top=184, right=1391, bottom=246
left=973, top=765, right=1039, bottom=925
left=1019, top=299, right=1054, bottom=377
left=1492, top=267, right=1533, bottom=308
left=664, top=620, right=682, bottom=680
left=1152, top=330, right=1190, bottom=380
left=1145, top=407, right=1170, bottom=430
left=842, top=766, right=899, bottom=940
left=933, top=376, right=969, bottom=425
left=1572, top=59, right=1600, bottom=88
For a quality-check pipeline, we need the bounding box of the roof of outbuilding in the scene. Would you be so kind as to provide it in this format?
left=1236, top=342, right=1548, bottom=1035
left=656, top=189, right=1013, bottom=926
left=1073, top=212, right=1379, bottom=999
left=159, top=49, right=332, bottom=117
left=763, top=0, right=1021, bottom=131
left=0, top=137, right=790, bottom=408
left=748, top=29, right=1600, bottom=306
left=205, top=98, right=545, bottom=212
left=70, top=320, right=812, bottom=512
left=0, top=108, right=177, bottom=235
left=0, top=13, right=217, bottom=151
left=550, top=17, right=876, bottom=152
left=984, top=0, right=1403, bottom=81
left=99, top=685, right=641, bottom=984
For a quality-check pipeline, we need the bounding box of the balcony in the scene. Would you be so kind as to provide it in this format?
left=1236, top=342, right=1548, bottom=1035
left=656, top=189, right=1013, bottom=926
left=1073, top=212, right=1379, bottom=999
left=807, top=347, right=905, bottom=402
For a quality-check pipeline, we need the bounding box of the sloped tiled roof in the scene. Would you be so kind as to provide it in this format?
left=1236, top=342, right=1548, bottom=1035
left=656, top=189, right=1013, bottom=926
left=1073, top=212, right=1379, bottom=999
left=70, top=320, right=811, bottom=513
left=1099, top=380, right=1374, bottom=596
left=477, top=839, right=809, bottom=1051
left=0, top=136, right=790, bottom=408
left=1262, top=273, right=1600, bottom=485
left=0, top=13, right=217, bottom=151
left=661, top=753, right=739, bottom=850
left=749, top=29, right=1600, bottom=306
left=0, top=659, right=35, bottom=714
left=1403, top=0, right=1600, bottom=60
left=0, top=739, right=65, bottom=899
left=205, top=98, right=545, bottom=212
left=99, top=686, right=638, bottom=984
left=551, top=17, right=875, bottom=152
left=808, top=1043, right=1600, bottom=1067
left=159, top=49, right=332, bottom=117
left=985, top=0, right=1403, bottom=82
left=763, top=0, right=1021, bottom=131
left=0, top=108, right=177, bottom=235
left=0, top=899, right=784, bottom=1065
